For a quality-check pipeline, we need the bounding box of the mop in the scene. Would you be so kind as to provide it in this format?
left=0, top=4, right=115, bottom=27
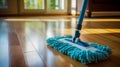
left=46, top=0, right=111, bottom=64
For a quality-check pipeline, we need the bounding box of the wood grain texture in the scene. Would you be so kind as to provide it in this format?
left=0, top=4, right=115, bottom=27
left=9, top=32, right=27, bottom=67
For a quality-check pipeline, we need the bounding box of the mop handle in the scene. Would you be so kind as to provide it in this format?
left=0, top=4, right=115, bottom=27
left=76, top=0, right=89, bottom=29
left=73, top=0, right=89, bottom=42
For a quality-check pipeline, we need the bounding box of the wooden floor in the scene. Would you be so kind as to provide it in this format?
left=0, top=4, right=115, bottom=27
left=0, top=16, right=120, bottom=67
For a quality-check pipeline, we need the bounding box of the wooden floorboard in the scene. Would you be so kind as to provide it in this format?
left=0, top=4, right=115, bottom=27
left=9, top=32, right=27, bottom=67
left=0, top=22, right=9, bottom=67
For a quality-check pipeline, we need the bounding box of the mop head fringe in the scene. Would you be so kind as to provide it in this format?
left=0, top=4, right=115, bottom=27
left=46, top=35, right=111, bottom=64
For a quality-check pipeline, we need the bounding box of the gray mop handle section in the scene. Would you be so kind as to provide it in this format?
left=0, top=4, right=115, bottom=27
left=77, top=0, right=89, bottom=29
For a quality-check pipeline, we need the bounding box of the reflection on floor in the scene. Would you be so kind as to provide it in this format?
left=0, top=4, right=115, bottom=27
left=0, top=17, right=120, bottom=67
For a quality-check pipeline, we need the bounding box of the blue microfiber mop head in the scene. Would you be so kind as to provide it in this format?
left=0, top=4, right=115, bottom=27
left=46, top=35, right=111, bottom=64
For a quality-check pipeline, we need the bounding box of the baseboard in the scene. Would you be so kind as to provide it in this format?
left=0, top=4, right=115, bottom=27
left=77, top=11, right=120, bottom=17
left=92, top=12, right=120, bottom=17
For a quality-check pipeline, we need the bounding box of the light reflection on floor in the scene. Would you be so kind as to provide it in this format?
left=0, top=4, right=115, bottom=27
left=6, top=17, right=120, bottom=36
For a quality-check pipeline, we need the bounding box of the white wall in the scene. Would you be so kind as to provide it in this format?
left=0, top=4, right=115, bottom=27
left=77, top=0, right=83, bottom=14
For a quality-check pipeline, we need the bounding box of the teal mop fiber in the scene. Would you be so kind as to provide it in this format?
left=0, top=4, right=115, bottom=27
left=46, top=0, right=111, bottom=64
left=46, top=35, right=111, bottom=64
